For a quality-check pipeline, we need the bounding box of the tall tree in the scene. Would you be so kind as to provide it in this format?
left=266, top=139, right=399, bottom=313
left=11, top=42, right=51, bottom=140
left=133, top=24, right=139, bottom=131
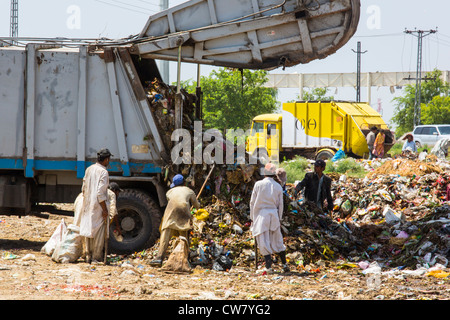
left=392, top=69, right=449, bottom=136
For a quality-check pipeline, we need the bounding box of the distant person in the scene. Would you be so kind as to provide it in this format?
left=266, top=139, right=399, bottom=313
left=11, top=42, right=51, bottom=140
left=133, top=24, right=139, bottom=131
left=366, top=126, right=378, bottom=160
left=373, top=129, right=386, bottom=158
left=402, top=133, right=417, bottom=154
left=418, top=149, right=428, bottom=161
left=294, top=159, right=333, bottom=213
left=275, top=168, right=287, bottom=190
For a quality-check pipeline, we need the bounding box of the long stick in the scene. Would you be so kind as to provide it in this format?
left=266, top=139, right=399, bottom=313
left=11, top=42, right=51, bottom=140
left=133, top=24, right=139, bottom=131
left=254, top=237, right=258, bottom=271
left=197, top=163, right=216, bottom=200
left=104, top=216, right=110, bottom=265
left=190, top=164, right=216, bottom=211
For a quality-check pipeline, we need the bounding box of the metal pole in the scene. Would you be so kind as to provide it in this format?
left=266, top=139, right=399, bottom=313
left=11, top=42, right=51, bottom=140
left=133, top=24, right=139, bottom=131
left=196, top=64, right=203, bottom=119
left=414, top=32, right=423, bottom=127
left=159, top=0, right=169, bottom=82
left=352, top=41, right=367, bottom=102
left=405, top=29, right=437, bottom=127
left=174, top=43, right=183, bottom=129
left=177, top=44, right=182, bottom=94
left=10, top=0, right=19, bottom=46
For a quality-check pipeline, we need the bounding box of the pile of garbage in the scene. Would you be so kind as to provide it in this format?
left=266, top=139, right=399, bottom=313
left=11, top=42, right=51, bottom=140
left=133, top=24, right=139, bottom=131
left=145, top=78, right=265, bottom=195
left=144, top=78, right=197, bottom=150
left=142, top=154, right=450, bottom=274
left=140, top=82, right=450, bottom=274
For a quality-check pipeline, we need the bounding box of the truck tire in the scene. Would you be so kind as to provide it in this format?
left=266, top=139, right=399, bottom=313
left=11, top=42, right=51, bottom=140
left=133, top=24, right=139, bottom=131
left=109, top=189, right=162, bottom=254
left=315, top=149, right=335, bottom=161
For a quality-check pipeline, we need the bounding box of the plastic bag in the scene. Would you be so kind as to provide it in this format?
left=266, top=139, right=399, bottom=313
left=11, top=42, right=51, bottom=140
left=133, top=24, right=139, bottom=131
left=52, top=224, right=83, bottom=264
left=332, top=149, right=345, bottom=162
left=383, top=206, right=404, bottom=225
left=340, top=199, right=353, bottom=216
left=41, top=219, right=67, bottom=256
left=161, top=236, right=191, bottom=273
left=194, top=209, right=210, bottom=221
left=212, top=255, right=233, bottom=271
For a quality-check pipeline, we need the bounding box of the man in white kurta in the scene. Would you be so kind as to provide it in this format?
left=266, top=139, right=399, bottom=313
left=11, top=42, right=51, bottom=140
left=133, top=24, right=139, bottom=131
left=250, top=163, right=288, bottom=273
left=79, top=148, right=111, bottom=263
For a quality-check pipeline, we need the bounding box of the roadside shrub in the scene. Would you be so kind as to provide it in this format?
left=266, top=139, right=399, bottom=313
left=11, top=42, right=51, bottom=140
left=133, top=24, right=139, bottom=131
left=279, top=156, right=309, bottom=183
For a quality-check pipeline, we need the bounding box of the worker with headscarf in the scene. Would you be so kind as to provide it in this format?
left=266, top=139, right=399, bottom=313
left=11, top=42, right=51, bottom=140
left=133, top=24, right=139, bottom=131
left=149, top=174, right=200, bottom=267
left=402, top=133, right=418, bottom=154
left=250, top=163, right=289, bottom=273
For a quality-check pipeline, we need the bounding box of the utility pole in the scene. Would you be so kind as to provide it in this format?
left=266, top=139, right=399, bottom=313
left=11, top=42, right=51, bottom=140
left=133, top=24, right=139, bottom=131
left=10, top=0, right=19, bottom=45
left=352, top=41, right=367, bottom=102
left=160, top=0, right=169, bottom=83
left=404, top=28, right=437, bottom=127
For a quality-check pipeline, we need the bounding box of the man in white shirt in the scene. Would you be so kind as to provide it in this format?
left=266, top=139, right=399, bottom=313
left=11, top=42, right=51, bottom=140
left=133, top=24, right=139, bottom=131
left=73, top=182, right=122, bottom=261
left=250, top=163, right=289, bottom=273
left=79, top=148, right=112, bottom=263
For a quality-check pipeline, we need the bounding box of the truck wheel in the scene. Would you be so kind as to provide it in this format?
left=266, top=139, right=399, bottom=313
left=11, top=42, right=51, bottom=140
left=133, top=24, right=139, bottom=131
left=316, top=149, right=335, bottom=161
left=109, top=189, right=162, bottom=254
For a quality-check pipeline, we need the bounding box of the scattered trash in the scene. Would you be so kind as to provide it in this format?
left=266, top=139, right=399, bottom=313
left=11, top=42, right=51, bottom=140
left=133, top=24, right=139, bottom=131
left=2, top=252, right=19, bottom=260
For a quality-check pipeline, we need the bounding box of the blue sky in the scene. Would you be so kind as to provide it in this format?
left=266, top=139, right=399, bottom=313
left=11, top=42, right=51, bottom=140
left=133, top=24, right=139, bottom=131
left=1, top=0, right=450, bottom=127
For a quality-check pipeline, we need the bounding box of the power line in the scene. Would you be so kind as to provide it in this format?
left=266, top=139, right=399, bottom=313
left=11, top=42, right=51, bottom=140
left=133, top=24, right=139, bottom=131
left=108, top=0, right=158, bottom=12
left=354, top=32, right=404, bottom=38
left=134, top=0, right=164, bottom=8
left=10, top=0, right=19, bottom=45
left=94, top=0, right=156, bottom=15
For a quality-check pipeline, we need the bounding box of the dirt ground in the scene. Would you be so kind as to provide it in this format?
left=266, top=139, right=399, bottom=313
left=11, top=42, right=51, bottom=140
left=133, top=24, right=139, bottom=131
left=0, top=208, right=449, bottom=302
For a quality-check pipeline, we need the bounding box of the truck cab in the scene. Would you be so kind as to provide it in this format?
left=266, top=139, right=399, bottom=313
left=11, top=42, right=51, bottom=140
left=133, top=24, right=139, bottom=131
left=246, top=114, right=282, bottom=163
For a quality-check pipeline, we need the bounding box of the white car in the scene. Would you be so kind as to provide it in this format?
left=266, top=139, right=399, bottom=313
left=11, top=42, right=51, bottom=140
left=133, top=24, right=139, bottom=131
left=413, top=125, right=450, bottom=148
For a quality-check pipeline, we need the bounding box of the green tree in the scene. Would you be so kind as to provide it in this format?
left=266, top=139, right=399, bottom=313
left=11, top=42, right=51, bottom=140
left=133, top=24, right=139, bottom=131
left=200, top=68, right=279, bottom=131
left=421, top=96, right=450, bottom=124
left=286, top=87, right=335, bottom=103
left=302, top=87, right=335, bottom=101
left=392, top=69, right=449, bottom=136
left=177, top=69, right=278, bottom=131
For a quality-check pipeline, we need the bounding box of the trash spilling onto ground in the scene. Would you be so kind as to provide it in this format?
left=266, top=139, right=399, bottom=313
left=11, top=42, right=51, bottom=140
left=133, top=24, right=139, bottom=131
left=139, top=153, right=450, bottom=278
left=144, top=78, right=197, bottom=151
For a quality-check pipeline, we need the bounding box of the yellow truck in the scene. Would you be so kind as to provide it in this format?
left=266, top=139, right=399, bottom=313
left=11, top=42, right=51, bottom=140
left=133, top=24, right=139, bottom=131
left=246, top=101, right=394, bottom=162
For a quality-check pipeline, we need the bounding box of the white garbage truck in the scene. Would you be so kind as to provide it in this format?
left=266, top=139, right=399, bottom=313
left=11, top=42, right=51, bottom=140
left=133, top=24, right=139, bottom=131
left=0, top=0, right=360, bottom=253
